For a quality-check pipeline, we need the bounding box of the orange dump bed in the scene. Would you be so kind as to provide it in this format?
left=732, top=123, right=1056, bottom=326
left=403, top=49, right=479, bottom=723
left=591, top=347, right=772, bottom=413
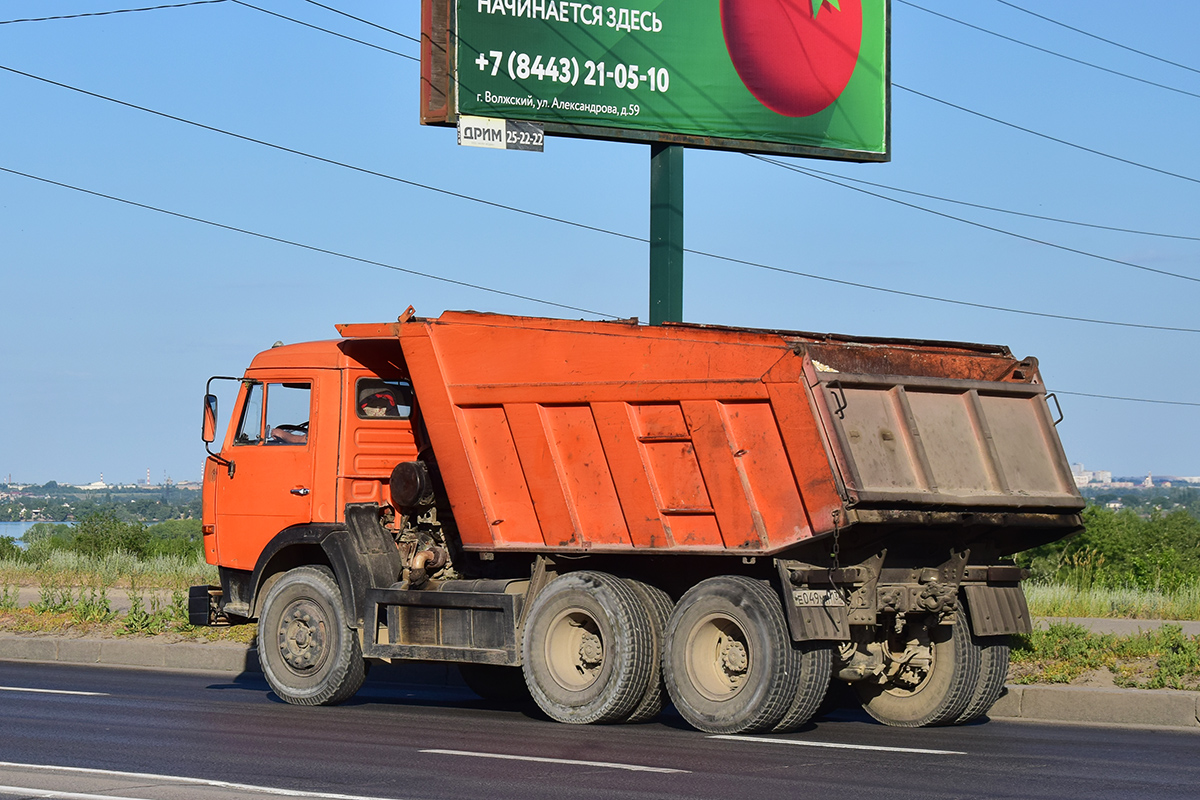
left=354, top=312, right=1081, bottom=556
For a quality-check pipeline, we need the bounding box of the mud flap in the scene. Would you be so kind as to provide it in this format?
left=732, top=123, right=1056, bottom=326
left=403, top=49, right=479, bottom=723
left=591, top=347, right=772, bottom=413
left=961, top=584, right=1032, bottom=636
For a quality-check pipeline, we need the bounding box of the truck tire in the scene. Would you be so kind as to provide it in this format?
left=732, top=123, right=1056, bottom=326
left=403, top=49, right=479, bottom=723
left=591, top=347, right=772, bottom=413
left=521, top=571, right=654, bottom=724
left=459, top=663, right=530, bottom=703
left=772, top=642, right=835, bottom=733
left=621, top=579, right=674, bottom=724
left=955, top=635, right=1011, bottom=724
left=663, top=576, right=802, bottom=734
left=853, top=611, right=981, bottom=727
left=257, top=566, right=366, bottom=707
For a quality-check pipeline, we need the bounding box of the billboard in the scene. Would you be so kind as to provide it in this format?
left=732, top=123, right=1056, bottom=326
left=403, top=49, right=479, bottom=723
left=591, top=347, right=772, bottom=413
left=422, top=0, right=890, bottom=161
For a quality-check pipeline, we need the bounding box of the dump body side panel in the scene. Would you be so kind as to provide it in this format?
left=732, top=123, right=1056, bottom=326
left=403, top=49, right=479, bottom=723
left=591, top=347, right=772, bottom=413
left=393, top=312, right=1084, bottom=556
left=399, top=313, right=825, bottom=554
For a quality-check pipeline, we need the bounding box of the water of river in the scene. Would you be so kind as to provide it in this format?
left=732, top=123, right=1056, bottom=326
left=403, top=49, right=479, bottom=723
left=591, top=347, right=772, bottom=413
left=0, top=520, right=73, bottom=540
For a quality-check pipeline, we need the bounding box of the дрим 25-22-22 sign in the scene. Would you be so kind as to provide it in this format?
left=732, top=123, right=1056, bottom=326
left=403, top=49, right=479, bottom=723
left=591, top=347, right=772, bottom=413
left=422, top=0, right=890, bottom=161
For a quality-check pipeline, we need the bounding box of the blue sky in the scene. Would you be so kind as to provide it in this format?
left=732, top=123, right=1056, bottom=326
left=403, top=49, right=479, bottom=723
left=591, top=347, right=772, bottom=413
left=1, top=0, right=1198, bottom=485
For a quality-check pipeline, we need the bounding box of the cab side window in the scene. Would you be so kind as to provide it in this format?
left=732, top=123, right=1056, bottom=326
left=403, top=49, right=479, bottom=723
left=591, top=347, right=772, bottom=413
left=234, top=382, right=311, bottom=446
left=355, top=378, right=413, bottom=420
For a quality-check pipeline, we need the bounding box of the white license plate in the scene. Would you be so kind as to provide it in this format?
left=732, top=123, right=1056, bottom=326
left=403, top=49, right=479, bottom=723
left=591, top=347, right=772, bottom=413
left=792, top=589, right=846, bottom=608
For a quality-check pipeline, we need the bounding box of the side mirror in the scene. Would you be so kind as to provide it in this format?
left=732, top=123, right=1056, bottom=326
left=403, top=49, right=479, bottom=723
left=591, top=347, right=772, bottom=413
left=202, top=394, right=218, bottom=444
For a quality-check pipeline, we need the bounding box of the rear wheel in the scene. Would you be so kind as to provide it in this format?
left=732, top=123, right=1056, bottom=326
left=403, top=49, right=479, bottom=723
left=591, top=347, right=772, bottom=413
left=772, top=642, right=835, bottom=732
left=955, top=634, right=1011, bottom=724
left=664, top=576, right=803, bottom=734
left=621, top=580, right=674, bottom=723
left=853, top=611, right=980, bottom=727
left=258, top=566, right=365, bottom=706
left=521, top=571, right=654, bottom=724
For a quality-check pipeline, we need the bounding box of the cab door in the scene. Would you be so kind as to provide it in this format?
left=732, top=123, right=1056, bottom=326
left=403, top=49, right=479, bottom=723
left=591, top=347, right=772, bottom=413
left=213, top=377, right=317, bottom=571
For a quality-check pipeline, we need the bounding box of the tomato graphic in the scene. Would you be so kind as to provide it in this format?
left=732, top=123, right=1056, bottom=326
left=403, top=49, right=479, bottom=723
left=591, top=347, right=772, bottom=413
left=721, top=0, right=863, bottom=117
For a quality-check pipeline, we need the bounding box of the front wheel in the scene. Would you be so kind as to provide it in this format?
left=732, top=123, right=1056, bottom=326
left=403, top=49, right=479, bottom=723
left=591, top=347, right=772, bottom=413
left=853, top=612, right=981, bottom=727
left=257, top=566, right=365, bottom=706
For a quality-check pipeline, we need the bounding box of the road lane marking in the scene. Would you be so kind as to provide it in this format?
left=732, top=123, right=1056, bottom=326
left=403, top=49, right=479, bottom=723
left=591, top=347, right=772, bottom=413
left=420, top=749, right=689, bottom=773
left=0, top=784, right=163, bottom=800
left=0, top=686, right=109, bottom=697
left=0, top=762, right=409, bottom=800
left=708, top=735, right=967, bottom=755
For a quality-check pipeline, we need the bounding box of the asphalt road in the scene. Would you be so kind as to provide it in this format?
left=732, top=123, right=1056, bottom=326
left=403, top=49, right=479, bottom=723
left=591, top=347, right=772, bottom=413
left=0, top=661, right=1197, bottom=800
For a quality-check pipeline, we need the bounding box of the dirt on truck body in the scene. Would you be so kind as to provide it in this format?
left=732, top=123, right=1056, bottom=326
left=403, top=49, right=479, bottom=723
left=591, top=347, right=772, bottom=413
left=193, top=309, right=1083, bottom=733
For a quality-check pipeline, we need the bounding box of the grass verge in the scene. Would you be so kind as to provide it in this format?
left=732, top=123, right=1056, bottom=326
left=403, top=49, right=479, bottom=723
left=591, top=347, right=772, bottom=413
left=0, top=551, right=217, bottom=590
left=1011, top=623, right=1200, bottom=690
left=0, top=570, right=255, bottom=645
left=1025, top=582, right=1200, bottom=620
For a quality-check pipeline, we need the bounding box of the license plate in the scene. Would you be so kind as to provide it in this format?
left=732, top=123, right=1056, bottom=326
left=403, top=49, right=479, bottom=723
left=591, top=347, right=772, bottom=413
left=792, top=589, right=846, bottom=608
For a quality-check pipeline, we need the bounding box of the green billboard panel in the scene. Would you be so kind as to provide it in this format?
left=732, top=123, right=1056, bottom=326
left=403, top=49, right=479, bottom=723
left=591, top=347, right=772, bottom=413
left=450, top=0, right=889, bottom=160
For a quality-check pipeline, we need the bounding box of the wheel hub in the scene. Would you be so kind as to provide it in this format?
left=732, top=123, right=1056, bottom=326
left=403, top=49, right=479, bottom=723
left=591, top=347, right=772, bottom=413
left=880, top=624, right=935, bottom=694
left=278, top=600, right=328, bottom=672
left=545, top=610, right=605, bottom=691
left=721, top=641, right=749, bottom=676
left=578, top=630, right=604, bottom=668
left=687, top=614, right=751, bottom=701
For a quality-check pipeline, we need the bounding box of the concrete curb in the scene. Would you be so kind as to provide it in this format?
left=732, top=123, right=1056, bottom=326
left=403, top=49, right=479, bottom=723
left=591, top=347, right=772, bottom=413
left=988, top=683, right=1200, bottom=729
left=0, top=634, right=259, bottom=674
left=1, top=634, right=1197, bottom=729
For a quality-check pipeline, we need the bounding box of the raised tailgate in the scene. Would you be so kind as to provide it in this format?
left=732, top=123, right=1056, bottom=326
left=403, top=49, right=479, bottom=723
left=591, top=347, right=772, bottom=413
left=814, top=372, right=1081, bottom=510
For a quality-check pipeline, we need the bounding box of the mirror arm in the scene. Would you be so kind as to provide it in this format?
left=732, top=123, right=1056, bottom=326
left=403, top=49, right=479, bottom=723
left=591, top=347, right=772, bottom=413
left=205, top=444, right=235, bottom=478
left=204, top=376, right=242, bottom=478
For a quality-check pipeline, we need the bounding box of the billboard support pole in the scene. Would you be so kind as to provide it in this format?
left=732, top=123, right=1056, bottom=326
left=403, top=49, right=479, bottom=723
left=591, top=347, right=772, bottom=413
left=649, top=143, right=684, bottom=325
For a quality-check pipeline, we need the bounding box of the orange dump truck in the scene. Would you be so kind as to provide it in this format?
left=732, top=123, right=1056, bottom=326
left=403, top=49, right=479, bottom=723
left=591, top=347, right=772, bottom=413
left=192, top=309, right=1083, bottom=733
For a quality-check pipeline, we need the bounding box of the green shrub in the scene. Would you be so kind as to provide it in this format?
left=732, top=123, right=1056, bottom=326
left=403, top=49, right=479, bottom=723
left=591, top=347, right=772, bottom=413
left=0, top=585, right=18, bottom=611
left=20, top=522, right=75, bottom=563
left=144, top=519, right=203, bottom=559
left=71, top=510, right=149, bottom=559
left=0, top=537, right=20, bottom=561
left=1017, top=506, right=1200, bottom=591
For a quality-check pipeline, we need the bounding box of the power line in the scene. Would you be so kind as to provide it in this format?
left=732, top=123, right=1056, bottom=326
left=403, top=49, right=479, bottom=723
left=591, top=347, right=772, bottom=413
left=786, top=163, right=1200, bottom=243
left=300, top=0, right=420, bottom=44
left=4, top=62, right=1197, bottom=337
left=258, top=9, right=1200, bottom=198
left=0, top=165, right=617, bottom=319
left=751, top=155, right=1200, bottom=285
left=992, top=0, right=1200, bottom=78
left=0, top=63, right=640, bottom=246
left=896, top=84, right=1200, bottom=188
left=899, top=0, right=1200, bottom=101
left=6, top=163, right=1199, bottom=408
left=0, top=0, right=227, bottom=26
left=7, top=168, right=1194, bottom=412
left=216, top=7, right=1200, bottom=197
left=683, top=242, right=1200, bottom=335
left=1052, top=390, right=1200, bottom=409
left=229, top=0, right=418, bottom=61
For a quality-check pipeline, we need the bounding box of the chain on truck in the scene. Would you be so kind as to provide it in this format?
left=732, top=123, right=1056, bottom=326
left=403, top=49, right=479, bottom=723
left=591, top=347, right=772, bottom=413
left=191, top=308, right=1083, bottom=734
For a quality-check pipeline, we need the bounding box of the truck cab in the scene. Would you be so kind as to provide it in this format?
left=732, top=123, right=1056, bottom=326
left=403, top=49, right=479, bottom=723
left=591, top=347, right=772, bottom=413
left=201, top=338, right=417, bottom=617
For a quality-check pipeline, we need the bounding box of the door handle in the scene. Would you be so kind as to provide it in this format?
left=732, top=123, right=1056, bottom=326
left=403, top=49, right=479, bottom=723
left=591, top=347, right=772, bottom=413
left=291, top=487, right=310, bottom=496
